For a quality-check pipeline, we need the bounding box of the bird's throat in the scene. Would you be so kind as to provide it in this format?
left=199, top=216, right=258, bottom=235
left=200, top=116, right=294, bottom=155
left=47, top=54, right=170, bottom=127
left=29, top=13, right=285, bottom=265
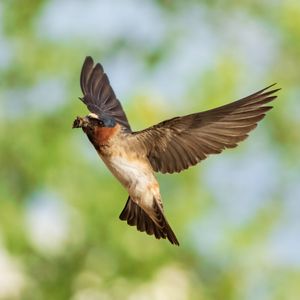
left=86, top=124, right=121, bottom=150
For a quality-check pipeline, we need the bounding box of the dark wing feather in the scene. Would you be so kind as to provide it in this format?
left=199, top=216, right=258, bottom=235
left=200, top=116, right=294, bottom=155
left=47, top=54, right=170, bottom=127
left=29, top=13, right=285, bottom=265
left=119, top=197, right=179, bottom=245
left=79, top=56, right=131, bottom=131
left=133, top=84, right=279, bottom=174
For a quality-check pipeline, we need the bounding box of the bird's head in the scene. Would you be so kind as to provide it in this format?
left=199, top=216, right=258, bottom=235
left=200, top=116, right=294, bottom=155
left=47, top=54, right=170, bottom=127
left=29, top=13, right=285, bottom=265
left=72, top=113, right=116, bottom=130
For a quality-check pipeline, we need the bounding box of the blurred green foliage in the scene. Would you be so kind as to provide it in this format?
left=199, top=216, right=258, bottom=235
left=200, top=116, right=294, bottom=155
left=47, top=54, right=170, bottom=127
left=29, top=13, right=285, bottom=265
left=0, top=1, right=299, bottom=299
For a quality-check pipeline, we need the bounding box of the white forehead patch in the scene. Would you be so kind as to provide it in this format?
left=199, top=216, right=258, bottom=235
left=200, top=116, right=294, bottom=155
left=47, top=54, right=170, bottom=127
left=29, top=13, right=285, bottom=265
left=87, top=113, right=99, bottom=119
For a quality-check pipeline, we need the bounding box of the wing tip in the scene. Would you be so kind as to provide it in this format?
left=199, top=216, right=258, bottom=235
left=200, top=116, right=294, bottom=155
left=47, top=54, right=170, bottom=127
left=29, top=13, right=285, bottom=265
left=84, top=55, right=94, bottom=65
left=83, top=56, right=104, bottom=73
left=260, top=83, right=281, bottom=96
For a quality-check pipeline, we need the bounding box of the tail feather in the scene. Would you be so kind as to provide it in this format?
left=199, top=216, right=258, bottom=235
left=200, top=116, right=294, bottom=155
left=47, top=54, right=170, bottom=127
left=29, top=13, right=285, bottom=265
left=119, top=197, right=179, bottom=246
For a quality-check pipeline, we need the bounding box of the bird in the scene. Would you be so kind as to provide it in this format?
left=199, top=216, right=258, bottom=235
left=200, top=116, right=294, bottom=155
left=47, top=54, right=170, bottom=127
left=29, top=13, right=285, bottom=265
left=73, top=56, right=279, bottom=246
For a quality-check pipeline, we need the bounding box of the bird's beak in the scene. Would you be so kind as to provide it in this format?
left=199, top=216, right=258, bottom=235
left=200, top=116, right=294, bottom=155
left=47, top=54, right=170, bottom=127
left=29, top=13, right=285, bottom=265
left=72, top=116, right=84, bottom=129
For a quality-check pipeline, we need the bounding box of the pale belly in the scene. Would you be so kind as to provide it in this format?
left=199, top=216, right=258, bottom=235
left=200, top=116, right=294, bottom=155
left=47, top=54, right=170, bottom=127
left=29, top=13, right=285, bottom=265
left=100, top=155, right=160, bottom=206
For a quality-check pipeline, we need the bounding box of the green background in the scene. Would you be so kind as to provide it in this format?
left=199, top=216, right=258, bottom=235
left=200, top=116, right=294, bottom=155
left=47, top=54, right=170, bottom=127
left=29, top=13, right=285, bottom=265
left=0, top=0, right=299, bottom=299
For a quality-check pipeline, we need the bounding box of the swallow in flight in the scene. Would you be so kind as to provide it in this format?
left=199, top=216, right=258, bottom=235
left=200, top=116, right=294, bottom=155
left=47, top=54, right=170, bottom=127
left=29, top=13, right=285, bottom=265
left=73, top=56, right=279, bottom=246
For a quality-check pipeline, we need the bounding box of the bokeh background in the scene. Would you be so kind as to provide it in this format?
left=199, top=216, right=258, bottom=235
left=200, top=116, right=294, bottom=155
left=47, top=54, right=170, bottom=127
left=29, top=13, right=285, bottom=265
left=0, top=0, right=300, bottom=299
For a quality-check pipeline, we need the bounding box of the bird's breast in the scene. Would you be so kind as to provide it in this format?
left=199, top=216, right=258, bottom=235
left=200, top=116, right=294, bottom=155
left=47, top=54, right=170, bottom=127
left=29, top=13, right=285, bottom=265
left=101, top=154, right=157, bottom=195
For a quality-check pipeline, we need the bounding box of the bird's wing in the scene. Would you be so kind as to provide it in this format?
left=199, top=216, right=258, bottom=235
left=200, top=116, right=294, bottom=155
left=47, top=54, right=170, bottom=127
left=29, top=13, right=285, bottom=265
left=132, top=85, right=279, bottom=174
left=79, top=56, right=131, bottom=131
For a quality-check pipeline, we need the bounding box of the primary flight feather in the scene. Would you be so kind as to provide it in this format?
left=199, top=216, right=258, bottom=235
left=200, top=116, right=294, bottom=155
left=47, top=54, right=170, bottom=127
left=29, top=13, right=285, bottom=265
left=73, top=56, right=279, bottom=246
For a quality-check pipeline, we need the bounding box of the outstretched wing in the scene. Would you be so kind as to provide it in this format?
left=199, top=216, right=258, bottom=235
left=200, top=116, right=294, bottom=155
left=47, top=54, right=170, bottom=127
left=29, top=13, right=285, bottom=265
left=79, top=56, right=131, bottom=131
left=132, top=85, right=279, bottom=174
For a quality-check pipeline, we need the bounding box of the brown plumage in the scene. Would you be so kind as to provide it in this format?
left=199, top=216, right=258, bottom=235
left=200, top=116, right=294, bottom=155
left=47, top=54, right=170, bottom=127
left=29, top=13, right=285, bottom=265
left=119, top=197, right=178, bottom=245
left=131, top=85, right=279, bottom=173
left=73, top=56, right=280, bottom=246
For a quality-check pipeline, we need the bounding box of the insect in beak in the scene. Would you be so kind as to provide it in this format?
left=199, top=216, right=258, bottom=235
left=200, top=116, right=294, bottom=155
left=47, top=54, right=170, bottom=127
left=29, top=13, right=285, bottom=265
left=72, top=116, right=83, bottom=128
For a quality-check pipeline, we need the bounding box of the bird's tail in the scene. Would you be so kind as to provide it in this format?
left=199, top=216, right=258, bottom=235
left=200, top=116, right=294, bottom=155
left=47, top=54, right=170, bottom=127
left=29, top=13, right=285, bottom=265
left=119, top=196, right=179, bottom=246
